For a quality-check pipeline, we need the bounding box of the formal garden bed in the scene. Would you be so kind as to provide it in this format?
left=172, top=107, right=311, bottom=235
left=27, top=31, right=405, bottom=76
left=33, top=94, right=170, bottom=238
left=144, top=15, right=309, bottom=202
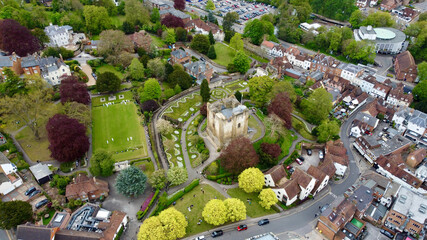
left=163, top=93, right=202, bottom=122
left=227, top=188, right=278, bottom=218
left=162, top=128, right=185, bottom=168
left=186, top=115, right=209, bottom=168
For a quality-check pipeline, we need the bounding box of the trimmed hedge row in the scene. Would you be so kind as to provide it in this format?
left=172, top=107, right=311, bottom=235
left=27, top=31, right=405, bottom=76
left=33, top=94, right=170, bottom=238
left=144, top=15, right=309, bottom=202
left=137, top=189, right=160, bottom=220
left=206, top=173, right=233, bottom=181
left=184, top=179, right=199, bottom=193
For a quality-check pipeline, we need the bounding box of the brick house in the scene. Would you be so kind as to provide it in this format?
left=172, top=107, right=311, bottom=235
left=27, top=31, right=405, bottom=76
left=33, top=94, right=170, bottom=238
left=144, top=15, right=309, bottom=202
left=0, top=53, right=23, bottom=78
left=183, top=61, right=213, bottom=83
left=65, top=174, right=109, bottom=201
left=170, top=49, right=191, bottom=65
left=386, top=83, right=413, bottom=107
left=394, top=51, right=418, bottom=83
left=317, top=199, right=357, bottom=240
left=260, top=40, right=276, bottom=56
left=310, top=54, right=342, bottom=76
left=406, top=148, right=427, bottom=168
left=325, top=140, right=349, bottom=176
left=128, top=30, right=152, bottom=52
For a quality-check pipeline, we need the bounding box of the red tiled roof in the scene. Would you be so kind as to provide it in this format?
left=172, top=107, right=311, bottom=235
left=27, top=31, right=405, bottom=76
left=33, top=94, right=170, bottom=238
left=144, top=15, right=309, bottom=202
left=261, top=40, right=275, bottom=49
left=264, top=165, right=287, bottom=185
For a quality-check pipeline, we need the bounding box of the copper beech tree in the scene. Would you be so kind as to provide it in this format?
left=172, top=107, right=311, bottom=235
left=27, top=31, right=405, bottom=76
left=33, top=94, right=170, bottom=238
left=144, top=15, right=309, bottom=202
left=220, top=137, right=259, bottom=174
left=267, top=92, right=293, bottom=129
left=59, top=75, right=90, bottom=105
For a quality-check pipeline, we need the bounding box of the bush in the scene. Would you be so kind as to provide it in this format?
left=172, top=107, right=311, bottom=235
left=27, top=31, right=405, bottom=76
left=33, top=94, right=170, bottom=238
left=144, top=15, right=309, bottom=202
left=137, top=189, right=160, bottom=220
left=166, top=190, right=185, bottom=206
left=87, top=59, right=103, bottom=68
left=60, top=161, right=75, bottom=173
left=184, top=179, right=199, bottom=193
left=206, top=172, right=233, bottom=181
left=206, top=161, right=219, bottom=175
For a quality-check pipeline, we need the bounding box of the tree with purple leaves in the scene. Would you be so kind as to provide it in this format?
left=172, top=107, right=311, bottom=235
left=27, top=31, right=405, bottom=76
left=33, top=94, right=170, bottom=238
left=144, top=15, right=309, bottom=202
left=59, top=75, right=90, bottom=105
left=161, top=15, right=185, bottom=28
left=268, top=92, right=293, bottom=129
left=46, top=114, right=89, bottom=162
left=220, top=137, right=259, bottom=174
left=0, top=19, right=40, bottom=56
left=174, top=0, right=186, bottom=11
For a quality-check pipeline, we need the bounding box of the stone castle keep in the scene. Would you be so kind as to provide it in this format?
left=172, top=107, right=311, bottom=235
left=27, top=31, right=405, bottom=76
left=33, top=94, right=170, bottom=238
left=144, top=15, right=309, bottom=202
left=206, top=96, right=249, bottom=148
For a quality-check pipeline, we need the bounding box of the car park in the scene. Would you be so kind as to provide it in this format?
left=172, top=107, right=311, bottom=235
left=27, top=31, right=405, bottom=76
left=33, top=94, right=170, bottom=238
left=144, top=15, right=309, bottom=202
left=25, top=187, right=36, bottom=196
left=28, top=190, right=41, bottom=198
left=35, top=199, right=49, bottom=209
left=258, top=219, right=270, bottom=226
left=211, top=230, right=223, bottom=238
left=237, top=224, right=247, bottom=231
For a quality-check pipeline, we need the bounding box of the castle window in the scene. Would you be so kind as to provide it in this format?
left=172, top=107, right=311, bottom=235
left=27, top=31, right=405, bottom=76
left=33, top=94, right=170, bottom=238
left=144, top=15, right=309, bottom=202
left=238, top=123, right=241, bottom=128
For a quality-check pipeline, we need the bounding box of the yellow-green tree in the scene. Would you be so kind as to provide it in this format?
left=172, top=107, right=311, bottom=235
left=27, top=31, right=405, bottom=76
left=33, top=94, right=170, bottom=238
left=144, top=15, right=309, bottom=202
left=202, top=199, right=227, bottom=226
left=258, top=188, right=278, bottom=210
left=137, top=208, right=187, bottom=240
left=238, top=167, right=264, bottom=193
left=224, top=198, right=246, bottom=222
left=206, top=0, right=215, bottom=10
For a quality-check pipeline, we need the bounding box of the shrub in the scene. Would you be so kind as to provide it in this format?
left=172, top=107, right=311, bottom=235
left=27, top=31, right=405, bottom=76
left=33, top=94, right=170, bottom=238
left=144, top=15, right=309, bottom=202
left=206, top=161, right=219, bottom=175
left=206, top=173, right=233, bottom=181
left=137, top=189, right=160, bottom=220
left=184, top=179, right=199, bottom=193
left=60, top=161, right=75, bottom=173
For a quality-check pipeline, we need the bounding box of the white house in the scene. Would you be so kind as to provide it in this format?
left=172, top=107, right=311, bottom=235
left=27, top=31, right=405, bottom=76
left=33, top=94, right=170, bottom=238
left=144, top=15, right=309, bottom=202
left=358, top=75, right=376, bottom=94
left=44, top=23, right=73, bottom=47
left=351, top=126, right=363, bottom=138
left=392, top=107, right=411, bottom=133
left=260, top=40, right=275, bottom=56
left=273, top=180, right=300, bottom=206
left=42, top=63, right=71, bottom=85
left=185, top=19, right=224, bottom=41
left=0, top=152, right=23, bottom=195
left=370, top=82, right=390, bottom=99
left=307, top=166, right=329, bottom=196
left=264, top=165, right=287, bottom=187
left=406, top=110, right=427, bottom=137
left=339, top=63, right=364, bottom=81
left=293, top=168, right=316, bottom=200
left=334, top=162, right=347, bottom=176
left=270, top=45, right=286, bottom=57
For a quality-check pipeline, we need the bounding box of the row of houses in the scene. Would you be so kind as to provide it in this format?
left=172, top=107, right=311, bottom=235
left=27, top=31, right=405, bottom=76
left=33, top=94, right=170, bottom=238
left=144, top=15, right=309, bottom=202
left=264, top=140, right=349, bottom=206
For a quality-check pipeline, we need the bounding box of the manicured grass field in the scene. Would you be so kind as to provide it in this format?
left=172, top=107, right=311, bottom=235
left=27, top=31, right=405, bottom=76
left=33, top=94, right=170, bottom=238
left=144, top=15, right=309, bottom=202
left=92, top=91, right=133, bottom=107
left=96, top=64, right=124, bottom=79
left=227, top=187, right=277, bottom=218
left=15, top=126, right=52, bottom=161
left=111, top=15, right=126, bottom=28
left=212, top=42, right=236, bottom=67
left=224, top=80, right=248, bottom=92
left=92, top=96, right=148, bottom=161
left=171, top=184, right=226, bottom=236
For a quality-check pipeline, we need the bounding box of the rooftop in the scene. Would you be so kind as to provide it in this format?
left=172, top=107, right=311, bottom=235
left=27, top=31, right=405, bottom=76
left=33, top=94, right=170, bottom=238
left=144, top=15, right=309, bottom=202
left=29, top=163, right=53, bottom=180
left=347, top=185, right=374, bottom=212
left=363, top=132, right=411, bottom=158
left=392, top=187, right=427, bottom=224
left=208, top=96, right=248, bottom=120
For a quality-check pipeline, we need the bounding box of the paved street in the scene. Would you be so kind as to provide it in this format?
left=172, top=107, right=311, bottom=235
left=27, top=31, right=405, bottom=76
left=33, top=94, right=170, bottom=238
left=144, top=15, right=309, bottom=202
left=0, top=229, right=15, bottom=240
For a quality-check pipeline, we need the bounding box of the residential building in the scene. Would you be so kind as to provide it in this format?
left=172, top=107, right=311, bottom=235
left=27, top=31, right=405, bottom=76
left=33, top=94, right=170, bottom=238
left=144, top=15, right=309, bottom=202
left=354, top=26, right=407, bottom=54
left=128, top=30, right=152, bottom=52
left=146, top=0, right=170, bottom=10
left=381, top=0, right=409, bottom=11
left=273, top=178, right=300, bottom=206
left=16, top=223, right=59, bottom=240
left=347, top=185, right=375, bottom=219
left=357, top=74, right=376, bottom=94
left=44, top=24, right=73, bottom=47
left=159, top=9, right=191, bottom=24
left=299, top=22, right=321, bottom=35
left=265, top=56, right=292, bottom=79
left=264, top=165, right=287, bottom=187
left=21, top=55, right=71, bottom=85
left=183, top=61, right=213, bottom=83
left=370, top=82, right=391, bottom=99
left=260, top=40, right=276, bottom=56
left=363, top=98, right=396, bottom=121
left=185, top=19, right=224, bottom=41
left=339, top=63, right=365, bottom=81
left=292, top=168, right=316, bottom=200
left=29, top=163, right=53, bottom=184
left=318, top=158, right=337, bottom=179
left=394, top=51, right=418, bottom=83
left=325, top=140, right=349, bottom=176
left=284, top=68, right=303, bottom=80
left=0, top=152, right=23, bottom=196
left=405, top=110, right=427, bottom=146
left=351, top=112, right=379, bottom=137
left=65, top=174, right=109, bottom=201
left=284, top=46, right=300, bottom=65
left=0, top=54, right=23, bottom=78
left=386, top=83, right=413, bottom=107
left=270, top=45, right=286, bottom=58
left=384, top=187, right=427, bottom=236
left=406, top=148, right=426, bottom=168
left=317, top=199, right=357, bottom=240
left=307, top=166, right=329, bottom=196
left=170, top=49, right=191, bottom=65
left=310, top=54, right=342, bottom=76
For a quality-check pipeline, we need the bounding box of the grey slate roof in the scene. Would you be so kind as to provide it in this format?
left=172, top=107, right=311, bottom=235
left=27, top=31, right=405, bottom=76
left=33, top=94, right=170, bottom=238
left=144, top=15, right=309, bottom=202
left=29, top=163, right=53, bottom=181
left=409, top=110, right=427, bottom=128
left=160, top=8, right=190, bottom=19
left=171, top=49, right=187, bottom=59
left=16, top=224, right=55, bottom=240
left=0, top=152, right=10, bottom=164
left=44, top=24, right=72, bottom=36
left=354, top=112, right=378, bottom=128
left=184, top=61, right=210, bottom=80
left=0, top=56, right=13, bottom=67
left=0, top=173, right=8, bottom=184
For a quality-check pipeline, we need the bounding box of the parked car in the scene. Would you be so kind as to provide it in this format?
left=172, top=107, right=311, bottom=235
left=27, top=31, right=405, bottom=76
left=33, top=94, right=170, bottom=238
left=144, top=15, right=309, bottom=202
left=194, top=236, right=205, bottom=240
left=319, top=150, right=324, bottom=159
left=319, top=204, right=330, bottom=213
left=211, top=230, right=223, bottom=238
left=237, top=224, right=247, bottom=231
left=299, top=156, right=305, bottom=161
left=289, top=168, right=295, bottom=173
left=28, top=190, right=41, bottom=198
left=35, top=199, right=49, bottom=209
left=286, top=165, right=292, bottom=170
left=258, top=219, right=270, bottom=226
left=296, top=158, right=303, bottom=165
left=307, top=149, right=312, bottom=156
left=380, top=229, right=394, bottom=239
left=25, top=187, right=36, bottom=196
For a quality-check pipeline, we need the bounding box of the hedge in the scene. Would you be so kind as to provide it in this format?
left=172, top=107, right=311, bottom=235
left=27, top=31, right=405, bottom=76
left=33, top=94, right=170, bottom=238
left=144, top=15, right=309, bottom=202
left=206, top=173, right=233, bottom=181
left=184, top=179, right=199, bottom=193
left=137, top=189, right=160, bottom=220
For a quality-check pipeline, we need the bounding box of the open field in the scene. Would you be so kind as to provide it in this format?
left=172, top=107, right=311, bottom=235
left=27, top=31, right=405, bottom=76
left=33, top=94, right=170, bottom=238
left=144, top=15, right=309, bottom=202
left=212, top=43, right=236, bottom=67
left=95, top=64, right=124, bottom=79
left=227, top=187, right=277, bottom=218
left=15, top=127, right=52, bottom=162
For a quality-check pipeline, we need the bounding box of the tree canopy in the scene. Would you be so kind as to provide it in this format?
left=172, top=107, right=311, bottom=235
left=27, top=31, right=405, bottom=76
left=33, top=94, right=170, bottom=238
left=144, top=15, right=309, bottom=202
left=238, top=167, right=265, bottom=193
left=60, top=75, right=90, bottom=105
left=206, top=0, right=215, bottom=10
left=202, top=199, right=227, bottom=225
left=96, top=71, right=121, bottom=92
left=232, top=50, right=251, bottom=74
left=258, top=188, right=278, bottom=209
left=223, top=198, right=246, bottom=222
left=125, top=0, right=150, bottom=26
left=243, top=19, right=274, bottom=45
left=248, top=76, right=275, bottom=107
left=230, top=33, right=244, bottom=51
left=268, top=92, right=292, bottom=129
left=139, top=78, right=162, bottom=103
left=0, top=19, right=40, bottom=56
left=302, top=88, right=333, bottom=124
left=83, top=5, right=111, bottom=35
left=161, top=15, right=185, bottom=28
left=220, top=137, right=259, bottom=174
left=174, top=0, right=185, bottom=10
left=89, top=150, right=115, bottom=177
left=167, top=167, right=188, bottom=186
left=0, top=201, right=33, bottom=229
left=115, top=166, right=147, bottom=197
left=98, top=30, right=133, bottom=66
left=310, top=0, right=357, bottom=21
left=167, top=68, right=193, bottom=90
left=129, top=58, right=145, bottom=81
left=149, top=169, right=167, bottom=189
left=190, top=34, right=210, bottom=54
left=138, top=207, right=187, bottom=240
left=200, top=79, right=210, bottom=102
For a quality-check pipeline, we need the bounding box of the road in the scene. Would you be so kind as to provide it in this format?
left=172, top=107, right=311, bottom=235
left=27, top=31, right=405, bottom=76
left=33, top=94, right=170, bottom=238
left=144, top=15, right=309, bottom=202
left=0, top=229, right=15, bottom=240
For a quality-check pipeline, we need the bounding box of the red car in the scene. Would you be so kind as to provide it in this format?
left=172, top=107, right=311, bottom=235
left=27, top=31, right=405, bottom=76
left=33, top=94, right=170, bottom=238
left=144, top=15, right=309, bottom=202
left=296, top=158, right=303, bottom=165
left=237, top=225, right=248, bottom=231
left=286, top=165, right=292, bottom=170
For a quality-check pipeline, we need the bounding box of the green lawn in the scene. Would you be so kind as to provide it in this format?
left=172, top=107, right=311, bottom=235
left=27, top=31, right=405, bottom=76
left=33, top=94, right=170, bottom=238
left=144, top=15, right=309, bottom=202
left=15, top=126, right=52, bottom=162
left=151, top=35, right=166, bottom=48
left=244, top=49, right=269, bottom=63
left=96, top=64, right=124, bottom=80
left=42, top=208, right=56, bottom=225
left=164, top=93, right=202, bottom=121
left=133, top=159, right=155, bottom=177
left=92, top=91, right=133, bottom=107
left=224, top=80, right=248, bottom=92
left=248, top=115, right=262, bottom=141
left=170, top=184, right=226, bottom=237
left=212, top=42, right=236, bottom=67
left=92, top=96, right=148, bottom=161
left=227, top=188, right=277, bottom=218
left=111, top=15, right=126, bottom=28
left=292, top=116, right=317, bottom=141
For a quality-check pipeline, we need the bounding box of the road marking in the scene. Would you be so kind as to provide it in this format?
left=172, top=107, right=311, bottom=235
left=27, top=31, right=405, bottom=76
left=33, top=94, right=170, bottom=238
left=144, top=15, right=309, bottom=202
left=5, top=230, right=13, bottom=240
left=329, top=192, right=337, bottom=198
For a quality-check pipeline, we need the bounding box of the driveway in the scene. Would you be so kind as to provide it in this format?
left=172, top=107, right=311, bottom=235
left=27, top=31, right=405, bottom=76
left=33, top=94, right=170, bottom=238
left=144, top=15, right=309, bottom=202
left=102, top=174, right=154, bottom=240
left=81, top=64, right=96, bottom=86
left=296, top=149, right=322, bottom=172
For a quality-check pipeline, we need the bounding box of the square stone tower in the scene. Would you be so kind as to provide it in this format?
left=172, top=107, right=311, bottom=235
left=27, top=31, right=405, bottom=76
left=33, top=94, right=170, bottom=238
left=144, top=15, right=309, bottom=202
left=206, top=96, right=249, bottom=149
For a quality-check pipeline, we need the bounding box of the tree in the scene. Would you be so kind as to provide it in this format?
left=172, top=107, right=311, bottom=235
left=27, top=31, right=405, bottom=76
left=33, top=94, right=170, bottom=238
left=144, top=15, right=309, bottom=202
left=200, top=79, right=210, bottom=102
left=129, top=58, right=145, bottom=81
left=206, top=0, right=215, bottom=10
left=200, top=103, right=207, bottom=117
left=208, top=11, right=217, bottom=24
left=229, top=33, right=244, bottom=51
left=418, top=61, right=427, bottom=82
left=138, top=207, right=187, bottom=240
left=0, top=19, right=40, bottom=56
left=270, top=80, right=297, bottom=103
left=190, top=34, right=210, bottom=54
left=96, top=72, right=121, bottom=92
left=232, top=51, right=250, bottom=74
left=139, top=78, right=162, bottom=102
left=268, top=92, right=292, bottom=129
left=167, top=68, right=193, bottom=90
left=122, top=21, right=135, bottom=34
left=149, top=169, right=167, bottom=189
left=174, top=0, right=185, bottom=11
left=259, top=188, right=278, bottom=210
left=32, top=28, right=50, bottom=46
left=142, top=100, right=160, bottom=112
left=259, top=142, right=282, bottom=167
left=238, top=167, right=264, bottom=193
left=115, top=166, right=147, bottom=197
left=207, top=45, right=217, bottom=59
left=316, top=120, right=340, bottom=143
left=98, top=30, right=133, bottom=66
left=167, top=167, right=188, bottom=186
left=302, top=88, right=333, bottom=124
left=89, top=150, right=114, bottom=177
left=175, top=27, right=187, bottom=42
left=46, top=114, right=89, bottom=162
left=223, top=12, right=239, bottom=32
left=151, top=8, right=160, bottom=23
left=220, top=137, right=259, bottom=174
left=58, top=102, right=91, bottom=128
left=83, top=5, right=111, bottom=35
left=0, top=68, right=27, bottom=97
left=0, top=78, right=53, bottom=139
left=161, top=15, right=185, bottom=28
left=224, top=198, right=246, bottom=222
left=243, top=19, right=273, bottom=45
left=310, top=0, right=357, bottom=21
left=208, top=31, right=215, bottom=45
left=162, top=28, right=176, bottom=45
left=234, top=91, right=242, bottom=102
left=349, top=10, right=364, bottom=28
left=363, top=11, right=395, bottom=28
left=125, top=0, right=149, bottom=26
left=43, top=47, right=74, bottom=59
left=413, top=78, right=427, bottom=102
left=59, top=75, right=90, bottom=105
left=147, top=58, right=166, bottom=80
left=0, top=201, right=33, bottom=229
left=157, top=119, right=174, bottom=135
left=248, top=76, right=275, bottom=107
left=202, top=199, right=227, bottom=226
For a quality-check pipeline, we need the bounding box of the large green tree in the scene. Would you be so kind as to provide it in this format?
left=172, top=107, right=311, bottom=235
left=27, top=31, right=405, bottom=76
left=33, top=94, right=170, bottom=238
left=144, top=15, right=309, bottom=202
left=243, top=19, right=273, bottom=45
left=302, top=88, right=333, bottom=124
left=232, top=50, right=250, bottom=74
left=316, top=120, right=340, bottom=143
left=0, top=68, right=27, bottom=97
left=269, top=80, right=297, bottom=103
left=418, top=61, right=427, bottom=82
left=0, top=201, right=33, bottom=229
left=125, top=0, right=150, bottom=26
left=248, top=76, right=275, bottom=107
left=96, top=72, right=121, bottom=92
left=129, top=58, right=145, bottom=81
left=223, top=12, right=239, bottom=32
left=310, top=0, right=357, bottom=21
left=238, top=167, right=264, bottom=193
left=89, top=150, right=114, bottom=177
left=147, top=58, right=166, bottom=80
left=229, top=33, right=244, bottom=51
left=83, top=5, right=111, bottom=35
left=167, top=68, right=193, bottom=90
left=148, top=169, right=167, bottom=189
left=202, top=199, right=227, bottom=226
left=115, top=166, right=147, bottom=197
left=167, top=167, right=188, bottom=186
left=258, top=188, right=278, bottom=210
left=98, top=30, right=133, bottom=66
left=190, top=34, right=210, bottom=54
left=138, top=207, right=188, bottom=240
left=139, top=78, right=162, bottom=103
left=205, top=0, right=215, bottom=10
left=413, top=79, right=427, bottom=102
left=200, top=79, right=210, bottom=102
left=224, top=198, right=246, bottom=222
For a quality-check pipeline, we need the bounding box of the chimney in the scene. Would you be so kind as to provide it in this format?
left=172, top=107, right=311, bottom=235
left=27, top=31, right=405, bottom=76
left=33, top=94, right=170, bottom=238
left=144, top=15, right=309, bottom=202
left=59, top=53, right=63, bottom=62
